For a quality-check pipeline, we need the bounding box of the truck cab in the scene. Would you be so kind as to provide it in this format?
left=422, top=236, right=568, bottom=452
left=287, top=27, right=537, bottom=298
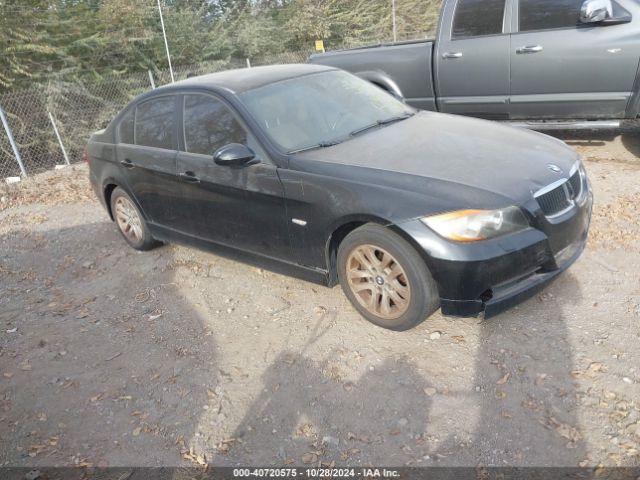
left=310, top=0, right=640, bottom=125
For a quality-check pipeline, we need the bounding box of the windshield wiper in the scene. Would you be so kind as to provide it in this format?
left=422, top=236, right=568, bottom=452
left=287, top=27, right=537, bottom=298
left=349, top=111, right=415, bottom=137
left=288, top=140, right=342, bottom=154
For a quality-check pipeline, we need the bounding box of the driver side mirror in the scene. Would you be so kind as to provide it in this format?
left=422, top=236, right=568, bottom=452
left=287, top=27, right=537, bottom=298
left=580, top=0, right=613, bottom=23
left=213, top=143, right=256, bottom=167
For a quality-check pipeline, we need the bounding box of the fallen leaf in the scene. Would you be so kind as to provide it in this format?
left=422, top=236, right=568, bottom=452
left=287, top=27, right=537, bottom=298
left=496, top=373, right=510, bottom=385
left=572, top=362, right=606, bottom=379
left=132, top=427, right=141, bottom=436
left=423, top=387, right=437, bottom=397
left=19, top=362, right=32, bottom=371
left=302, top=452, right=318, bottom=464
left=549, top=417, right=582, bottom=443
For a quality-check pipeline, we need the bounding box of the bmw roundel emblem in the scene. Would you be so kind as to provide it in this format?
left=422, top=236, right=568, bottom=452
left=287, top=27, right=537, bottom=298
left=547, top=163, right=563, bottom=174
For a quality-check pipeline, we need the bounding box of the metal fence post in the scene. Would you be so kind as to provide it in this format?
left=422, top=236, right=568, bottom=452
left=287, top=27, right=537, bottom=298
left=0, top=104, right=27, bottom=177
left=391, top=0, right=397, bottom=42
left=148, top=70, right=156, bottom=89
left=47, top=111, right=70, bottom=166
left=157, top=0, right=175, bottom=83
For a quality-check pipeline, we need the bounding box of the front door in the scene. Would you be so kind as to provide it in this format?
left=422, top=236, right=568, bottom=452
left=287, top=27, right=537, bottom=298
left=174, top=93, right=290, bottom=260
left=116, top=95, right=181, bottom=228
left=435, top=0, right=511, bottom=119
left=509, top=0, right=640, bottom=119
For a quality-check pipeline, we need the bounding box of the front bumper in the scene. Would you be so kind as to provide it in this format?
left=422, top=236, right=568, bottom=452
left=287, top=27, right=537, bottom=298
left=396, top=191, right=593, bottom=318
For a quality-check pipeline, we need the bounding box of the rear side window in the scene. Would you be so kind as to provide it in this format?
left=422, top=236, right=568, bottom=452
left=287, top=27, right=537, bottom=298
left=519, top=0, right=582, bottom=31
left=183, top=94, right=247, bottom=155
left=118, top=109, right=134, bottom=144
left=135, top=96, right=175, bottom=150
left=452, top=0, right=506, bottom=38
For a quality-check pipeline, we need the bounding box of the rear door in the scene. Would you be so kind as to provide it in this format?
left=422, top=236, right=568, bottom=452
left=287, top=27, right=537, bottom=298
left=115, top=95, right=181, bottom=228
left=174, top=93, right=290, bottom=260
left=435, top=0, right=512, bottom=119
left=509, top=0, right=639, bottom=119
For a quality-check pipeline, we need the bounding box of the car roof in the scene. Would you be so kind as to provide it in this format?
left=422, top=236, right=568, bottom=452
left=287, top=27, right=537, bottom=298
left=157, top=63, right=337, bottom=95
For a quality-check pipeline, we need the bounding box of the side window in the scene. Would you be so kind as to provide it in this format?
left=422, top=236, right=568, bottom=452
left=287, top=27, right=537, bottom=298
left=183, top=94, right=247, bottom=156
left=135, top=96, right=175, bottom=150
left=519, top=0, right=583, bottom=32
left=118, top=109, right=134, bottom=144
left=452, top=0, right=506, bottom=39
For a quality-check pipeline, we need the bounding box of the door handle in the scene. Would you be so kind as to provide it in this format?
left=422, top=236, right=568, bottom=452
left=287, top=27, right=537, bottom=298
left=516, top=45, right=543, bottom=54
left=120, top=159, right=135, bottom=169
left=442, top=52, right=463, bottom=59
left=179, top=171, right=200, bottom=183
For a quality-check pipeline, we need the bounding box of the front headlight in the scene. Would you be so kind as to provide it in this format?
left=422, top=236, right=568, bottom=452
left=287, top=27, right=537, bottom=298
left=420, top=206, right=529, bottom=243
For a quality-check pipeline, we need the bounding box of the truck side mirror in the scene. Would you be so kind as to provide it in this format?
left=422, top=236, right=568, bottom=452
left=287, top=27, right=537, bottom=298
left=580, top=0, right=613, bottom=23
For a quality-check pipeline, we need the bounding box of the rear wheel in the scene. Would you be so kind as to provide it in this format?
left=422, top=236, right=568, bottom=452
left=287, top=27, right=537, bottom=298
left=110, top=187, right=159, bottom=251
left=337, top=224, right=439, bottom=331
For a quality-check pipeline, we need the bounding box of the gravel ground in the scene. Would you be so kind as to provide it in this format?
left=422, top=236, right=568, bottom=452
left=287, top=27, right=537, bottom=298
left=0, top=129, right=639, bottom=468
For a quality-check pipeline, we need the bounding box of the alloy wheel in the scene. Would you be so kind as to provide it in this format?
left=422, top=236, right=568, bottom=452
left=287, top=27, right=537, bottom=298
left=345, top=244, right=411, bottom=319
left=114, top=196, right=143, bottom=243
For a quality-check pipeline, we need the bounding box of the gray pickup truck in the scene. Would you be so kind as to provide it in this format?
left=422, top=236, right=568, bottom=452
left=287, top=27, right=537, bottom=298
left=310, top=0, right=640, bottom=129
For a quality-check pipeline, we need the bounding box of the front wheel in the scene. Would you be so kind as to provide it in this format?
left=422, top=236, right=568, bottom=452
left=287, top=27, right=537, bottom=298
left=337, top=224, right=440, bottom=331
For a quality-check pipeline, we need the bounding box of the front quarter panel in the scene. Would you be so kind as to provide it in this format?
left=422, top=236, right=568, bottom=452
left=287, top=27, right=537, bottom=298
left=279, top=159, right=509, bottom=271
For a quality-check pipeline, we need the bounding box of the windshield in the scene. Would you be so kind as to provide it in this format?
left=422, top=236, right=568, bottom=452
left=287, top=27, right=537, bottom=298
left=238, top=70, right=413, bottom=153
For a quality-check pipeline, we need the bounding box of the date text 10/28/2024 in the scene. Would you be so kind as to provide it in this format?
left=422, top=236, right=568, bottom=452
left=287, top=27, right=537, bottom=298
left=233, top=468, right=400, bottom=478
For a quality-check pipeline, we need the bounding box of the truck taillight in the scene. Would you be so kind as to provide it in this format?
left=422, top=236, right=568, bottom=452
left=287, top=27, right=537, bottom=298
left=82, top=148, right=89, bottom=164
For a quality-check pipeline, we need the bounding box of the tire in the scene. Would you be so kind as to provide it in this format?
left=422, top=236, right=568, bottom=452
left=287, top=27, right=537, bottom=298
left=337, top=224, right=439, bottom=331
left=110, top=187, right=159, bottom=251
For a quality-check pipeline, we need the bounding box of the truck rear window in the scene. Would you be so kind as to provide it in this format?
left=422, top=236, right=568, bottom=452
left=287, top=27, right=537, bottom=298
left=452, top=0, right=506, bottom=39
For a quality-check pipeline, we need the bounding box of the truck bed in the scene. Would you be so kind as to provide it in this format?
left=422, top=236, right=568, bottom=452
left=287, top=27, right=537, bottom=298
left=309, top=40, right=436, bottom=111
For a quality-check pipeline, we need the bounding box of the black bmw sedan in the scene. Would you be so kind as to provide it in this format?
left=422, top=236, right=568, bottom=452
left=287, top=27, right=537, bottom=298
left=88, top=64, right=592, bottom=331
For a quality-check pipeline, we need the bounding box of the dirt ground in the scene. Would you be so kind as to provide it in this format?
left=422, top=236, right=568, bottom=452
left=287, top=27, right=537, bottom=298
left=1, top=127, right=639, bottom=468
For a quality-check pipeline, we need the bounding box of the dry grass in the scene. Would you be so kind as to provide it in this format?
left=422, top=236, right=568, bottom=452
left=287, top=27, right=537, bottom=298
left=0, top=164, right=94, bottom=212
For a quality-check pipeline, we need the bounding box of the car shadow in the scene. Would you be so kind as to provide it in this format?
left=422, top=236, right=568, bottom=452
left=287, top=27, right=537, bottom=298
left=547, top=121, right=640, bottom=160
left=453, top=272, right=588, bottom=465
left=0, top=216, right=220, bottom=467
left=226, top=324, right=435, bottom=466
left=223, top=272, right=588, bottom=466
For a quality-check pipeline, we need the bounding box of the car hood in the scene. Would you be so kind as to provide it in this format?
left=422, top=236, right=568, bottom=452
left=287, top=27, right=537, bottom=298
left=292, top=111, right=580, bottom=206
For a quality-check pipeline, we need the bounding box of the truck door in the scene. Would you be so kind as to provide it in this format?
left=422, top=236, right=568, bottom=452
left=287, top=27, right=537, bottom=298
left=435, top=0, right=511, bottom=120
left=509, top=0, right=639, bottom=120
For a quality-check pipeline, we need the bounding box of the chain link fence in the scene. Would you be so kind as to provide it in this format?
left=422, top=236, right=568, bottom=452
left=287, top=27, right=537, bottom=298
left=0, top=50, right=311, bottom=180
